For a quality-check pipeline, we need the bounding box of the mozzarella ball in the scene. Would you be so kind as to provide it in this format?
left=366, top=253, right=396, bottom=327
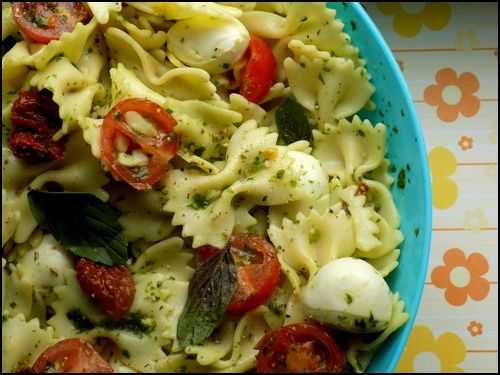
left=302, top=257, right=392, bottom=333
left=166, top=15, right=249, bottom=74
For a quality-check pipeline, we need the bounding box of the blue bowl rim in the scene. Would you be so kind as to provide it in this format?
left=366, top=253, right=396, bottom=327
left=347, top=2, right=433, bottom=372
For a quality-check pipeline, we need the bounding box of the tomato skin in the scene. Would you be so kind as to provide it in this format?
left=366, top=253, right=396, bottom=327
left=239, top=35, right=276, bottom=103
left=227, top=234, right=281, bottom=315
left=31, top=338, right=113, bottom=373
left=197, top=235, right=281, bottom=315
left=101, top=98, right=178, bottom=190
left=76, top=259, right=135, bottom=321
left=12, top=2, right=92, bottom=44
left=9, top=89, right=65, bottom=164
left=255, top=324, right=345, bottom=373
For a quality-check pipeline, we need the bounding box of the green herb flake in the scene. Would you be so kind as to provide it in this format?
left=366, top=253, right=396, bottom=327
left=66, top=309, right=96, bottom=332
left=308, top=228, right=320, bottom=244
left=345, top=293, right=353, bottom=304
left=414, top=228, right=420, bottom=237
left=356, top=129, right=365, bottom=137
left=275, top=97, right=313, bottom=144
left=188, top=193, right=210, bottom=210
left=397, top=169, right=406, bottom=189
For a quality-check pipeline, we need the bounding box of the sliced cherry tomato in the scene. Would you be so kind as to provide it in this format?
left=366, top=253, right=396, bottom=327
left=239, top=35, right=276, bottom=103
left=195, top=245, right=220, bottom=266
left=12, top=2, right=92, bottom=44
left=196, top=234, right=281, bottom=315
left=101, top=98, right=178, bottom=190
left=31, top=338, right=113, bottom=373
left=255, top=323, right=345, bottom=373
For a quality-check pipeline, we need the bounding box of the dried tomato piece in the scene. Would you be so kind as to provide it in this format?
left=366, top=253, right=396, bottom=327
left=9, top=89, right=65, bottom=164
left=9, top=131, right=65, bottom=164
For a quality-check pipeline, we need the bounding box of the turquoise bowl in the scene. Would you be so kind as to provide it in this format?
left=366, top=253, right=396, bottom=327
left=327, top=2, right=432, bottom=373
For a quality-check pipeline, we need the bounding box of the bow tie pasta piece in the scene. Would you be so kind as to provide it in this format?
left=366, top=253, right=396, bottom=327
left=112, top=12, right=168, bottom=51
left=241, top=3, right=360, bottom=68
left=2, top=314, right=57, bottom=373
left=313, top=116, right=386, bottom=185
left=166, top=14, right=250, bottom=74
left=131, top=237, right=195, bottom=282
left=127, top=2, right=242, bottom=21
left=104, top=27, right=216, bottom=100
left=268, top=208, right=356, bottom=291
left=363, top=179, right=401, bottom=229
left=16, top=235, right=74, bottom=301
left=2, top=132, right=110, bottom=245
left=5, top=18, right=98, bottom=72
left=87, top=2, right=122, bottom=24
left=2, top=3, right=19, bottom=40
left=164, top=120, right=328, bottom=247
left=285, top=40, right=374, bottom=126
left=346, top=293, right=409, bottom=373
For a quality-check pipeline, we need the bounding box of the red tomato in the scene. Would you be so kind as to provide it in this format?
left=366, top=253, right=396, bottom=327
left=31, top=338, right=113, bottom=373
left=239, top=35, right=276, bottom=103
left=196, top=234, right=281, bottom=315
left=255, top=324, right=345, bottom=373
left=12, top=2, right=92, bottom=44
left=76, top=258, right=135, bottom=321
left=195, top=245, right=220, bottom=265
left=101, top=98, right=178, bottom=190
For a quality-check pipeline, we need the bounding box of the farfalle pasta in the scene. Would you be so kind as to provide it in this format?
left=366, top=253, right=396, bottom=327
left=2, top=2, right=408, bottom=373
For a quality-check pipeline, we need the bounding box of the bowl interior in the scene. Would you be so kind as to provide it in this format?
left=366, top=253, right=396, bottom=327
left=326, top=2, right=432, bottom=372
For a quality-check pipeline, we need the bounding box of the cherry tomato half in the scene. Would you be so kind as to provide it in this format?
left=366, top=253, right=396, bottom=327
left=196, top=234, right=281, bottom=315
left=255, top=324, right=345, bottom=373
left=101, top=98, right=178, bottom=190
left=239, top=35, right=276, bottom=103
left=12, top=2, right=92, bottom=44
left=31, top=338, right=113, bottom=373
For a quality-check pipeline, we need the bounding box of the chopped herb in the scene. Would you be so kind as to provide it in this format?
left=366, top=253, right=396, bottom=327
left=308, top=228, right=320, bottom=244
left=114, top=111, right=121, bottom=120
left=222, top=63, right=230, bottom=69
left=122, top=350, right=131, bottom=358
left=397, top=169, right=406, bottom=189
left=101, top=312, right=154, bottom=334
left=318, top=72, right=325, bottom=84
left=275, top=97, right=313, bottom=144
left=66, top=309, right=95, bottom=332
left=350, top=20, right=357, bottom=30
left=356, top=129, right=365, bottom=137
left=389, top=164, right=397, bottom=173
left=301, top=16, right=308, bottom=22
left=9, top=302, right=16, bottom=309
left=188, top=194, right=210, bottom=210
left=345, top=293, right=353, bottom=304
left=414, top=228, right=420, bottom=237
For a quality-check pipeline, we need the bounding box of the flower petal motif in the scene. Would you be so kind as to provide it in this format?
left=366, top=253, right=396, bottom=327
left=377, top=2, right=452, bottom=38
left=467, top=321, right=483, bottom=337
left=424, top=68, right=481, bottom=123
left=422, top=3, right=453, bottom=31
left=458, top=136, right=473, bottom=151
left=428, top=147, right=458, bottom=209
left=396, top=325, right=467, bottom=372
left=466, top=252, right=489, bottom=275
left=431, top=248, right=491, bottom=306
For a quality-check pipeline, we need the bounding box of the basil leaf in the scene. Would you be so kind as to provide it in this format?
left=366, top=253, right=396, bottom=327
left=177, top=246, right=237, bottom=348
left=28, top=190, right=128, bottom=266
left=275, top=97, right=313, bottom=144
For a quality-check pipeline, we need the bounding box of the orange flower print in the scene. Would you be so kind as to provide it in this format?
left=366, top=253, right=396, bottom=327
left=467, top=321, right=483, bottom=336
left=377, top=2, right=452, bottom=38
left=424, top=68, right=480, bottom=122
left=431, top=248, right=490, bottom=306
left=458, top=136, right=473, bottom=151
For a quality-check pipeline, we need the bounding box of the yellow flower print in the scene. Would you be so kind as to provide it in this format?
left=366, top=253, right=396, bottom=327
left=490, top=120, right=498, bottom=144
left=397, top=325, right=467, bottom=372
left=377, top=2, right=452, bottom=38
left=429, top=147, right=458, bottom=209
left=464, top=208, right=488, bottom=233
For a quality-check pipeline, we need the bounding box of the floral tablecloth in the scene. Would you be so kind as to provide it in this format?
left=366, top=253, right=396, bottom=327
left=364, top=2, right=498, bottom=373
